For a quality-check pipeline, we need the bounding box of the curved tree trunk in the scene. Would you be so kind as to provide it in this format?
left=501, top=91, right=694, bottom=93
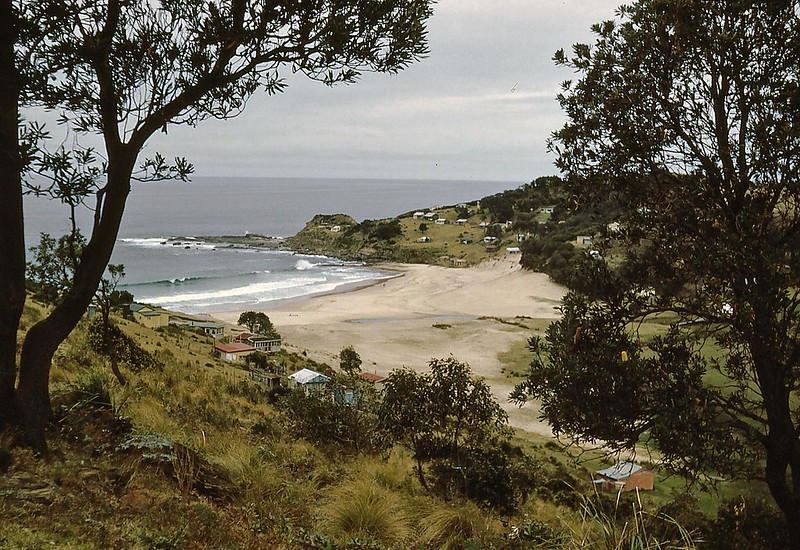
left=17, top=161, right=133, bottom=451
left=0, top=0, right=25, bottom=428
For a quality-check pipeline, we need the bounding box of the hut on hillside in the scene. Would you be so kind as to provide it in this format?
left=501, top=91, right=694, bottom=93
left=593, top=461, right=654, bottom=492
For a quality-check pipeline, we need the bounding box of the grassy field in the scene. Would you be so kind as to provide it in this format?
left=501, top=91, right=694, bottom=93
left=0, top=301, right=783, bottom=549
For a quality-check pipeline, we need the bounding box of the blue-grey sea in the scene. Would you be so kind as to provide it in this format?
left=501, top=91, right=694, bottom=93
left=23, top=176, right=518, bottom=313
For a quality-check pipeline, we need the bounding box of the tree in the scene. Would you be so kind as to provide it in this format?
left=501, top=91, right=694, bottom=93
left=380, top=357, right=509, bottom=492
left=338, top=345, right=362, bottom=377
left=244, top=350, right=269, bottom=371
left=370, top=219, right=403, bottom=241
left=1, top=0, right=433, bottom=450
left=281, top=374, right=388, bottom=454
left=26, top=230, right=86, bottom=304
left=237, top=311, right=277, bottom=337
left=512, top=0, right=800, bottom=543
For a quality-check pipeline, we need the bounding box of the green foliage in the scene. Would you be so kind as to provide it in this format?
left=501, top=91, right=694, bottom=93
left=429, top=441, right=539, bottom=513
left=369, top=219, right=403, bottom=241
left=513, top=293, right=756, bottom=478
left=26, top=230, right=86, bottom=303
left=380, top=357, right=533, bottom=509
left=648, top=493, right=711, bottom=547
left=480, top=175, right=566, bottom=224
left=708, top=497, right=790, bottom=550
left=280, top=378, right=388, bottom=454
left=518, top=0, right=800, bottom=534
left=237, top=311, right=279, bottom=337
left=339, top=346, right=362, bottom=377
left=87, top=318, right=162, bottom=372
left=519, top=237, right=581, bottom=285
left=244, top=350, right=270, bottom=370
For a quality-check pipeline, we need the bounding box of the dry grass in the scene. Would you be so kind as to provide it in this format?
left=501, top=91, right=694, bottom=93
left=564, top=489, right=699, bottom=550
left=320, top=478, right=411, bottom=546
left=416, top=501, right=504, bottom=550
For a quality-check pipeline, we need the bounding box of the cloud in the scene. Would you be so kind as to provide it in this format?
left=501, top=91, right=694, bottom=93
left=102, top=0, right=624, bottom=181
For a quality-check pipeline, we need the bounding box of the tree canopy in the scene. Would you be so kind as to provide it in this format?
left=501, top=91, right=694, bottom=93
left=238, top=311, right=278, bottom=338
left=380, top=358, right=509, bottom=491
left=0, top=0, right=433, bottom=450
left=513, top=0, right=800, bottom=542
left=338, top=345, right=362, bottom=377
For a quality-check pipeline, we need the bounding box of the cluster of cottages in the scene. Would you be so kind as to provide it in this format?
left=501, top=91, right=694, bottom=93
left=129, top=305, right=655, bottom=491
left=128, top=302, right=282, bottom=362
left=213, top=333, right=282, bottom=362
left=129, top=303, right=226, bottom=337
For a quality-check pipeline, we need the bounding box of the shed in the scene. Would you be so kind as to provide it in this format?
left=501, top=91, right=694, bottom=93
left=594, top=461, right=654, bottom=492
left=288, top=368, right=330, bottom=394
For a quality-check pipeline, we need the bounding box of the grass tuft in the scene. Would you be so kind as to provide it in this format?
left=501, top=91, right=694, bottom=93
left=417, top=501, right=502, bottom=550
left=321, top=479, right=410, bottom=546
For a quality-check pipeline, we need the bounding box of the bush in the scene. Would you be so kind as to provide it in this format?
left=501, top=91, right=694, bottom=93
left=648, top=493, right=711, bottom=545
left=370, top=220, right=402, bottom=241
left=87, top=318, right=162, bottom=372
left=707, top=496, right=790, bottom=549
left=430, top=441, right=539, bottom=513
left=280, top=381, right=389, bottom=454
left=321, top=480, right=409, bottom=546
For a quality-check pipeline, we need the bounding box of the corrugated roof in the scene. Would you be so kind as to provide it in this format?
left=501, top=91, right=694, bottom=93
left=596, top=461, right=642, bottom=480
left=289, top=368, right=330, bottom=385
left=215, top=343, right=256, bottom=353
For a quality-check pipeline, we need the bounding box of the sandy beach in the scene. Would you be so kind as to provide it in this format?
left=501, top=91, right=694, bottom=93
left=215, top=257, right=566, bottom=436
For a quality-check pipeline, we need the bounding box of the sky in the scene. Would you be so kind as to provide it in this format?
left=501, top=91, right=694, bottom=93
left=145, top=0, right=622, bottom=182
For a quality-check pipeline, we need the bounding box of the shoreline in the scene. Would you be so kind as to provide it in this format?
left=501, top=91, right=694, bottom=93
left=204, top=266, right=405, bottom=314
left=212, top=256, right=565, bottom=436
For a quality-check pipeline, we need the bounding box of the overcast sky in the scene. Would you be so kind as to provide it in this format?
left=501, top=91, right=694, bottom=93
left=146, top=0, right=622, bottom=183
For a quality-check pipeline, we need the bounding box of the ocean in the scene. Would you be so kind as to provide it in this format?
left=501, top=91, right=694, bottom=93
left=23, top=176, right=519, bottom=313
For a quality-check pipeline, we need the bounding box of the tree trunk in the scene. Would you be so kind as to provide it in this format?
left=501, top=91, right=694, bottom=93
left=753, top=323, right=800, bottom=549
left=17, top=161, right=133, bottom=451
left=765, top=452, right=800, bottom=550
left=109, top=354, right=126, bottom=387
left=0, top=0, right=25, bottom=428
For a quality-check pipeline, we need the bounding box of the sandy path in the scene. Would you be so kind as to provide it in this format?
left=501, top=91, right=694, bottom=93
left=215, top=257, right=565, bottom=436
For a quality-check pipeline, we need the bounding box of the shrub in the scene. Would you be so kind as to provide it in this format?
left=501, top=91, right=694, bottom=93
left=418, top=501, right=502, bottom=550
left=280, top=380, right=389, bottom=454
left=708, top=496, right=789, bottom=549
left=321, top=480, right=410, bottom=546
left=430, top=441, right=539, bottom=513
left=87, top=318, right=162, bottom=372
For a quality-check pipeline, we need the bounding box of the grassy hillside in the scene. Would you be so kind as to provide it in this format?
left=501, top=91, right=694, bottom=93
left=0, top=302, right=785, bottom=549
left=286, top=177, right=618, bottom=283
left=287, top=206, right=517, bottom=266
